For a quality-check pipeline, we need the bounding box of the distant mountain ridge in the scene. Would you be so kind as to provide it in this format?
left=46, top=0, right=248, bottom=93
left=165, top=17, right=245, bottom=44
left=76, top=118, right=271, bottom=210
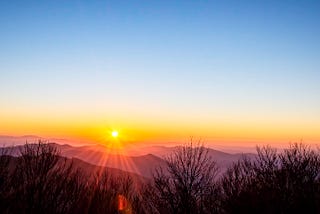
left=0, top=139, right=255, bottom=177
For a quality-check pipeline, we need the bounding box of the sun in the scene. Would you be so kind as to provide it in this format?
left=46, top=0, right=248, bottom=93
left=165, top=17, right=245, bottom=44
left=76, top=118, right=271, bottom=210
left=111, top=130, right=119, bottom=138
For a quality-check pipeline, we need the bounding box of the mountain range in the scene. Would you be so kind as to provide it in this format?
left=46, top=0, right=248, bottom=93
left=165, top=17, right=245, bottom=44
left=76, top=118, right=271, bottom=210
left=0, top=136, right=256, bottom=178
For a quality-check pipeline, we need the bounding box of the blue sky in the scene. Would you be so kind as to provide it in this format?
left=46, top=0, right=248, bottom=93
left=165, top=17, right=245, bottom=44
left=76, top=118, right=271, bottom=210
left=0, top=0, right=320, bottom=143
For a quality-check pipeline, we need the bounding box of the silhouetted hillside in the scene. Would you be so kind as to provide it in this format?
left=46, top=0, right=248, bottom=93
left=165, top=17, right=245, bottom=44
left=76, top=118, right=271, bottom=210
left=1, top=142, right=254, bottom=177
left=1, top=141, right=320, bottom=213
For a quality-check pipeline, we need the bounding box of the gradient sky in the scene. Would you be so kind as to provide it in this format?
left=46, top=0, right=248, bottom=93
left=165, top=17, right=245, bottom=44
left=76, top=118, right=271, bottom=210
left=1, top=0, right=320, bottom=147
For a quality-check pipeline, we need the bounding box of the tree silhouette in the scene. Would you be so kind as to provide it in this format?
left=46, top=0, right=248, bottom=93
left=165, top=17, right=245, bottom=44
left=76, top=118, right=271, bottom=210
left=145, top=140, right=219, bottom=214
left=0, top=146, right=12, bottom=212
left=220, top=143, right=320, bottom=214
left=1, top=140, right=320, bottom=214
left=4, top=141, right=84, bottom=214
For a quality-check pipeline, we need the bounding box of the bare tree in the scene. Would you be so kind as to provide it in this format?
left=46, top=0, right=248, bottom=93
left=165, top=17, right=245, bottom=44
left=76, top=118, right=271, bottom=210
left=0, top=145, right=12, bottom=211
left=0, top=141, right=146, bottom=214
left=83, top=171, right=145, bottom=214
left=6, top=141, right=84, bottom=214
left=145, top=140, right=219, bottom=214
left=220, top=143, right=320, bottom=214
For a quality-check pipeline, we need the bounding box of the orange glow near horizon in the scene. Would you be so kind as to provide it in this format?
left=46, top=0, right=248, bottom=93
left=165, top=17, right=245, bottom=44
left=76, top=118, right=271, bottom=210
left=0, top=112, right=320, bottom=149
left=0, top=107, right=320, bottom=148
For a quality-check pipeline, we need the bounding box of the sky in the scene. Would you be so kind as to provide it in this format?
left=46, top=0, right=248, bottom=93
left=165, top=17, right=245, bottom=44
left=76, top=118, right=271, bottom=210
left=1, top=0, right=320, bottom=147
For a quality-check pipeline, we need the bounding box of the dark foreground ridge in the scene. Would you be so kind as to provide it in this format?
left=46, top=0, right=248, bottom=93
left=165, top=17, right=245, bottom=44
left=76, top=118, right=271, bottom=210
left=1, top=141, right=320, bottom=214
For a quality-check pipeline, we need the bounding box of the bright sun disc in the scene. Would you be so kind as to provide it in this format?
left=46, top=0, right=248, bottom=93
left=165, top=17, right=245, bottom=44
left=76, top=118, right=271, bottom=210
left=111, top=131, right=119, bottom=138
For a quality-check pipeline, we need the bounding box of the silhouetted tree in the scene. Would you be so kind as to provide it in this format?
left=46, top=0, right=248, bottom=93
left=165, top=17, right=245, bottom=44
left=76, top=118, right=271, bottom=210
left=82, top=171, right=145, bottom=214
left=220, top=143, right=320, bottom=214
left=2, top=140, right=320, bottom=214
left=0, top=146, right=12, bottom=211
left=4, top=141, right=84, bottom=214
left=145, top=140, right=219, bottom=214
left=0, top=141, right=146, bottom=214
